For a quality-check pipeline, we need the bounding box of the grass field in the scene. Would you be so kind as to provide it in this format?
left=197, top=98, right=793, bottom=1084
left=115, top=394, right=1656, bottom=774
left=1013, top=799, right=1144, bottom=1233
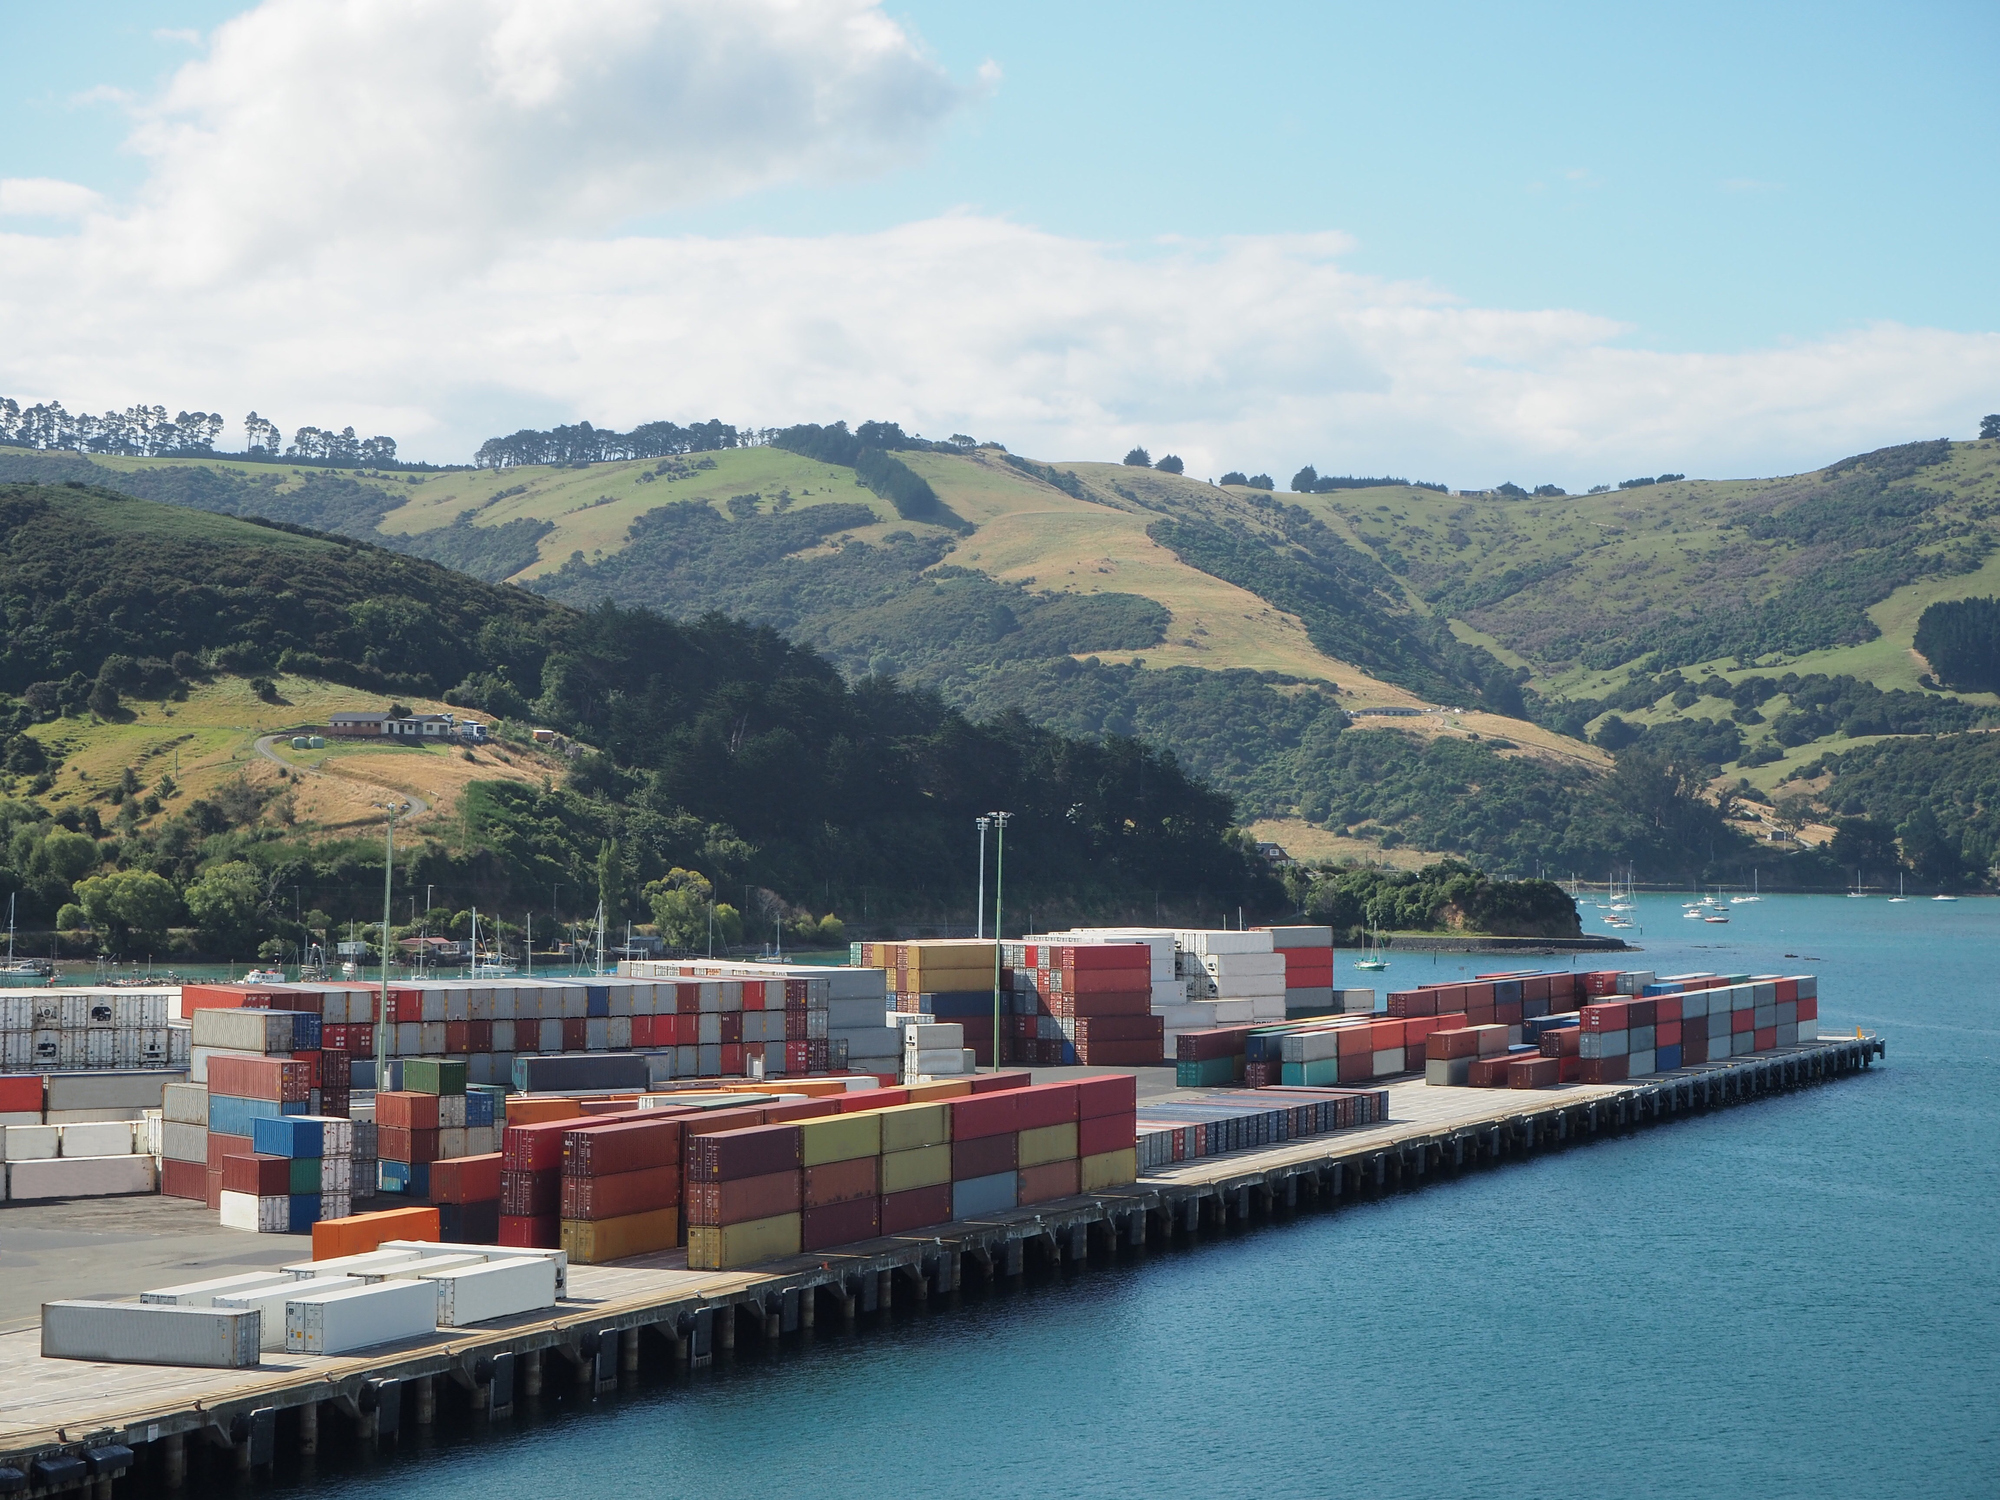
left=21, top=678, right=563, bottom=837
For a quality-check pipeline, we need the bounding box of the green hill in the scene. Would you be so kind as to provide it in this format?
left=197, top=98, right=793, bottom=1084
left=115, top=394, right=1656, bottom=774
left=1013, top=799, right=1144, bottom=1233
left=8, top=427, right=2000, bottom=887
left=0, top=478, right=1276, bottom=955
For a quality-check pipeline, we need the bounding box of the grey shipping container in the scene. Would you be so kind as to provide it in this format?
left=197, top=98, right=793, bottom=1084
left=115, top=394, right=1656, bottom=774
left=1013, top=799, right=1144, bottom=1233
left=510, top=1053, right=649, bottom=1093
left=285, top=1278, right=436, bottom=1355
left=142, top=1271, right=296, bottom=1307
left=379, top=1240, right=569, bottom=1297
left=45, top=1072, right=178, bottom=1112
left=43, top=1301, right=261, bottom=1368
left=217, top=1277, right=364, bottom=1350
left=189, top=1009, right=293, bottom=1054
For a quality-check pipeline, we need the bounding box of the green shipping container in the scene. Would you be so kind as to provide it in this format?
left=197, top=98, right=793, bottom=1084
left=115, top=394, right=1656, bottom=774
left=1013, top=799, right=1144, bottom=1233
left=1176, top=1057, right=1236, bottom=1088
left=1279, top=1059, right=1340, bottom=1086
left=288, top=1156, right=321, bottom=1194
left=403, top=1058, right=468, bottom=1097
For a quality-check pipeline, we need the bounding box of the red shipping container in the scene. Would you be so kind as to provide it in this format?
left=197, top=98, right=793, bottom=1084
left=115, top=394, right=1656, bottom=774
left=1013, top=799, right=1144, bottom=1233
left=1018, top=1159, right=1080, bottom=1204
left=431, top=1153, right=503, bottom=1205
left=499, top=1213, right=560, bottom=1249
left=630, top=1016, right=654, bottom=1047
left=1495, top=1002, right=1523, bottom=1026
left=1657, top=1020, right=1682, bottom=1046
left=1337, top=1052, right=1373, bottom=1082
left=803, top=1155, right=878, bottom=1208
left=1428, top=1028, right=1478, bottom=1061
left=1386, top=990, right=1434, bottom=1018
left=322, top=1024, right=351, bottom=1051
left=565, top=1116, right=686, bottom=1177
left=763, top=1098, right=842, bottom=1124
left=837, top=1087, right=910, bottom=1113
left=1334, top=1025, right=1374, bottom=1057
left=1755, top=1026, right=1777, bottom=1051
left=951, top=1132, right=1018, bottom=1180
left=1077, top=1112, right=1134, bottom=1156
left=377, top=1092, right=440, bottom=1131
left=1654, top=996, right=1683, bottom=1023
left=677, top=1107, right=771, bottom=1158
left=686, top=1169, right=802, bottom=1227
left=205, top=1167, right=224, bottom=1209
left=562, top=1165, right=680, bottom=1220
left=1468, top=1055, right=1514, bottom=1087
left=1069, top=1014, right=1163, bottom=1041
left=1075, top=1038, right=1163, bottom=1065
left=505, top=1119, right=577, bottom=1172
left=206, top=1131, right=253, bottom=1171
left=379, top=1126, right=439, bottom=1165
left=1797, top=997, right=1818, bottom=1021
left=501, top=1169, right=561, bottom=1216
left=1072, top=1073, right=1138, bottom=1121
left=161, top=1157, right=207, bottom=1201
left=1583, top=1001, right=1630, bottom=1031
left=880, top=1183, right=953, bottom=1234
left=205, top=1054, right=312, bottom=1103
left=741, top=981, right=766, bottom=1010
left=1058, top=943, right=1152, bottom=972
left=1682, top=1030, right=1709, bottom=1065
left=1539, top=1028, right=1582, bottom=1057
left=1557, top=1055, right=1583, bottom=1083
left=222, top=1154, right=291, bottom=1196
left=950, top=1091, right=1022, bottom=1140
left=445, top=1022, right=470, bottom=1054
left=1011, top=1083, right=1080, bottom=1130
left=347, top=1023, right=375, bottom=1053
left=1732, top=1008, right=1755, bottom=1034
left=1774, top=977, right=1799, bottom=1004
left=800, top=1195, right=880, bottom=1251
left=561, top=1017, right=588, bottom=1052
left=1578, top=1055, right=1630, bottom=1084
left=687, top=1122, right=802, bottom=1182
left=1506, top=1056, right=1558, bottom=1088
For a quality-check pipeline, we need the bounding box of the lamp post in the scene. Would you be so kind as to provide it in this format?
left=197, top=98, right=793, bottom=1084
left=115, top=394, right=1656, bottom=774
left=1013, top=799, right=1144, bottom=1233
left=986, top=811, right=1011, bottom=1071
left=375, top=800, right=409, bottom=1099
left=975, top=817, right=991, bottom=939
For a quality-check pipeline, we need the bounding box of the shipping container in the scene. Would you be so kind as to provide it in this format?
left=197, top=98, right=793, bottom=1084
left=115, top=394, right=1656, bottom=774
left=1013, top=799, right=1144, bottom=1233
left=43, top=1301, right=262, bottom=1368
left=428, top=1256, right=558, bottom=1325
left=216, top=1277, right=365, bottom=1349
left=285, top=1278, right=436, bottom=1354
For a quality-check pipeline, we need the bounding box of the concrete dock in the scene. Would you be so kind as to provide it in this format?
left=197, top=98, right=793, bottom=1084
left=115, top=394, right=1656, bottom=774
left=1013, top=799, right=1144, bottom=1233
left=0, top=1034, right=1883, bottom=1492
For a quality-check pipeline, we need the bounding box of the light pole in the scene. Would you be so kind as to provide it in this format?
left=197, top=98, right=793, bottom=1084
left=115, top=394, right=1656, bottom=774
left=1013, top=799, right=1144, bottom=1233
left=375, top=800, right=408, bottom=1100
left=986, top=811, right=1011, bottom=1072
left=975, top=816, right=991, bottom=939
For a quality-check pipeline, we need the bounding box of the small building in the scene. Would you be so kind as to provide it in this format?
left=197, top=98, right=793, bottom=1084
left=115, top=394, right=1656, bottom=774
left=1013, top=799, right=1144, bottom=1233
left=1256, top=842, right=1294, bottom=866
left=328, top=711, right=487, bottom=742
left=398, top=936, right=466, bottom=961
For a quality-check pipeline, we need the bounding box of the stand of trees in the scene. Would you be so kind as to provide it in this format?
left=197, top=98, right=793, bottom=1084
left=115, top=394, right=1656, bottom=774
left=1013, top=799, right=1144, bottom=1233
left=473, top=418, right=739, bottom=469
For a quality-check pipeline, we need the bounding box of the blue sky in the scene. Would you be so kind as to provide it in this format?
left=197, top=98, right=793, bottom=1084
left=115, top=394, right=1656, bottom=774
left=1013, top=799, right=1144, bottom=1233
left=0, top=1, right=1994, bottom=478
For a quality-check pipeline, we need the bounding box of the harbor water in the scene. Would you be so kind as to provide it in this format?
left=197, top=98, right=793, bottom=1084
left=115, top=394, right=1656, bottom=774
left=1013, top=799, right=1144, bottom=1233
left=264, top=896, right=1997, bottom=1500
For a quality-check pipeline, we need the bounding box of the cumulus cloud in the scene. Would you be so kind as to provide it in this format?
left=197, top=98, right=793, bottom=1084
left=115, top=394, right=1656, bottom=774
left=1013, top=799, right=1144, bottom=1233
left=0, top=0, right=1995, bottom=485
left=0, top=179, right=103, bottom=218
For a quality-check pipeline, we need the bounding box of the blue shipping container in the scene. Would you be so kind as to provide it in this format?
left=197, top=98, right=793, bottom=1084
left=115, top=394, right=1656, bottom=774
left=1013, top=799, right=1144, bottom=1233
left=1656, top=1044, right=1682, bottom=1071
left=951, top=1169, right=1017, bottom=1220
left=290, top=1013, right=323, bottom=1050
left=586, top=985, right=610, bottom=1018
left=287, top=1193, right=322, bottom=1231
left=510, top=1053, right=650, bottom=1093
left=209, top=1093, right=308, bottom=1137
left=378, top=1159, right=430, bottom=1197
left=252, top=1115, right=325, bottom=1159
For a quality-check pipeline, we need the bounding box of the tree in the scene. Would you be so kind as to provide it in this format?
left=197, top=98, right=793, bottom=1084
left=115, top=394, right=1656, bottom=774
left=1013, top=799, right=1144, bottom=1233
left=1219, top=471, right=1248, bottom=486
left=184, top=860, right=267, bottom=954
left=1246, top=474, right=1274, bottom=490
left=73, top=870, right=179, bottom=952
left=86, top=678, right=120, bottom=719
left=643, top=867, right=742, bottom=949
left=1483, top=669, right=1527, bottom=719
left=1122, top=448, right=1151, bottom=467
left=1591, top=713, right=1640, bottom=751
left=1982, top=414, right=2000, bottom=440
left=597, top=838, right=625, bottom=928
left=1828, top=815, right=1901, bottom=876
left=1291, top=465, right=1319, bottom=492
left=1154, top=454, right=1184, bottom=475
left=1898, top=804, right=1967, bottom=887
left=1772, top=793, right=1815, bottom=840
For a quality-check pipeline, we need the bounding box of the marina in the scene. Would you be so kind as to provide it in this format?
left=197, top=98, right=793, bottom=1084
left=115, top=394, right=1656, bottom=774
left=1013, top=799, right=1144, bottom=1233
left=0, top=1032, right=1882, bottom=1492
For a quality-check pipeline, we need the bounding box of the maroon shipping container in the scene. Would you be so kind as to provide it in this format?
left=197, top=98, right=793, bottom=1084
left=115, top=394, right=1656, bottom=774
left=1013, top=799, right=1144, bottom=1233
left=1076, top=1073, right=1139, bottom=1119
left=431, top=1153, right=503, bottom=1205
left=161, top=1157, right=207, bottom=1201
left=221, top=1153, right=290, bottom=1196
left=965, top=1070, right=1034, bottom=1094
left=801, top=1195, right=880, bottom=1251
left=1578, top=1055, right=1630, bottom=1085
left=950, top=1091, right=1021, bottom=1141
left=1074, top=1038, right=1164, bottom=1065
left=951, top=1132, right=1018, bottom=1180
left=501, top=1168, right=561, bottom=1217
left=1539, top=1028, right=1582, bottom=1057
left=1052, top=963, right=1152, bottom=992
left=562, top=1165, right=681, bottom=1221
left=1047, top=990, right=1151, bottom=1018
left=1467, top=1055, right=1514, bottom=1087
left=1077, top=1111, right=1135, bottom=1157
left=1011, top=1083, right=1080, bottom=1130
left=505, top=1110, right=654, bottom=1171
left=1337, top=1052, right=1373, bottom=1083
left=1017, top=1159, right=1080, bottom=1205
left=762, top=1098, right=843, bottom=1124
left=564, top=1117, right=686, bottom=1177
left=1386, top=990, right=1437, bottom=1018
left=1068, top=1015, right=1163, bottom=1041
left=379, top=1126, right=439, bottom=1165
left=377, top=1092, right=440, bottom=1131
left=206, top=1131, right=253, bottom=1171
left=1428, top=1028, right=1478, bottom=1061
left=1176, top=1026, right=1255, bottom=1063
left=687, top=1123, right=803, bottom=1184
left=685, top=1168, right=802, bottom=1227
left=446, top=1022, right=470, bottom=1054
left=499, top=1212, right=561, bottom=1249
left=205, top=1167, right=223, bottom=1210
left=1627, top=998, right=1657, bottom=1028
left=1582, top=1002, right=1629, bottom=1032
left=803, top=1154, right=878, bottom=1209
left=205, top=1055, right=312, bottom=1103
left=879, top=1183, right=954, bottom=1235
left=562, top=1017, right=588, bottom=1052
left=1507, top=1056, right=1558, bottom=1088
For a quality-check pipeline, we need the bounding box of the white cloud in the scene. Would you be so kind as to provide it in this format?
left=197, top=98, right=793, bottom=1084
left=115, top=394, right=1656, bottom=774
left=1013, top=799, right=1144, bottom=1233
left=0, top=178, right=103, bottom=218
left=0, top=0, right=1995, bottom=487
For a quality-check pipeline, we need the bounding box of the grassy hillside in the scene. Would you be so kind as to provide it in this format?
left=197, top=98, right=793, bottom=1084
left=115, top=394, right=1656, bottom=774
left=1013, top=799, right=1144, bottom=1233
left=9, top=431, right=2000, bottom=883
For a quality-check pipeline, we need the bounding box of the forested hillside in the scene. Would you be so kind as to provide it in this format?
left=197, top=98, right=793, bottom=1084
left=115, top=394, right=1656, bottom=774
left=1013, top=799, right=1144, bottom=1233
left=0, top=480, right=1277, bottom=956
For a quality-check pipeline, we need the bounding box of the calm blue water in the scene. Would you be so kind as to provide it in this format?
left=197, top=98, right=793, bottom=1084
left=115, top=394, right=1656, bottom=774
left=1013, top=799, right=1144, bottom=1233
left=272, top=897, right=1997, bottom=1499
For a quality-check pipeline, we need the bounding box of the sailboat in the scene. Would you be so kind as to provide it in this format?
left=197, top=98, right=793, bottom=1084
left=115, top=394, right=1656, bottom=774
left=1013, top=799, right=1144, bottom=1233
left=1735, top=870, right=1762, bottom=904
left=0, top=895, right=53, bottom=983
left=1353, top=909, right=1390, bottom=971
left=1888, top=874, right=1908, bottom=903
left=1846, top=870, right=1868, bottom=898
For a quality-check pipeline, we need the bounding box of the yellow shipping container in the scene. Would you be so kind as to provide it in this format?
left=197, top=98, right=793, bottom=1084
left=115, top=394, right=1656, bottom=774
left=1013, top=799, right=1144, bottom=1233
left=875, top=1101, right=950, bottom=1152
left=1017, top=1122, right=1079, bottom=1168
left=879, top=1143, right=952, bottom=1193
left=799, top=1112, right=882, bottom=1166
left=686, top=1212, right=802, bottom=1270
left=1079, top=1148, right=1138, bottom=1192
left=560, top=1207, right=680, bottom=1265
left=903, top=1080, right=973, bottom=1103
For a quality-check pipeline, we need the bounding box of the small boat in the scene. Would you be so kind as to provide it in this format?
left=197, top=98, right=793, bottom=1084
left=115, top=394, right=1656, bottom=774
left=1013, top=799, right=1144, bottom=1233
left=243, top=968, right=287, bottom=984
left=1353, top=912, right=1390, bottom=971
left=1702, top=912, right=1730, bottom=924
left=1888, top=875, right=1908, bottom=903
left=1846, top=871, right=1868, bottom=898
left=1735, top=871, right=1762, bottom=904
left=1933, top=893, right=1959, bottom=902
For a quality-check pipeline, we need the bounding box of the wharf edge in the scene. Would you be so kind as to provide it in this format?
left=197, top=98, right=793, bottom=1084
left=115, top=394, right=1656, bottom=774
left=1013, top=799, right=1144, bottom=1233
left=0, top=1034, right=1884, bottom=1493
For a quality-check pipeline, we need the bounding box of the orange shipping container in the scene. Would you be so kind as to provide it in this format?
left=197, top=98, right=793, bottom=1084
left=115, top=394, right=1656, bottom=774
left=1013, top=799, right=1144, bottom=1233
left=803, top=1155, right=878, bottom=1208
left=312, top=1206, right=440, bottom=1260
left=1017, top=1159, right=1080, bottom=1204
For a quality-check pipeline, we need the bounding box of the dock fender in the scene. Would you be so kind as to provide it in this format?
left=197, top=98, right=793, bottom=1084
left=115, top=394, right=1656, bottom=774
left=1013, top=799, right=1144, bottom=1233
left=364, top=1379, right=401, bottom=1439
left=227, top=1410, right=275, bottom=1468
left=0, top=1464, right=23, bottom=1495
left=26, top=1454, right=85, bottom=1492
left=83, top=1445, right=134, bottom=1479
